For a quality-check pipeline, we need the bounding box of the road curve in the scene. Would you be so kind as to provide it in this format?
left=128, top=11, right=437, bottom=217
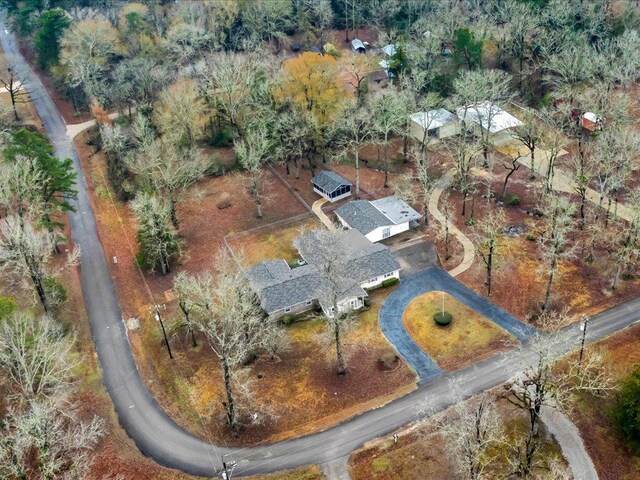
left=2, top=14, right=638, bottom=478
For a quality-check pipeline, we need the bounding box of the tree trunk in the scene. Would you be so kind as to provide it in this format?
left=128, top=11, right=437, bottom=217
left=169, top=194, right=179, bottom=230
left=221, top=357, right=237, bottom=430
left=612, top=264, right=622, bottom=290
left=256, top=199, right=263, bottom=219
left=354, top=149, right=360, bottom=198
left=542, top=258, right=557, bottom=311
left=32, top=273, right=49, bottom=313
left=383, top=140, right=389, bottom=188
left=334, top=319, right=346, bottom=375
left=486, top=243, right=494, bottom=296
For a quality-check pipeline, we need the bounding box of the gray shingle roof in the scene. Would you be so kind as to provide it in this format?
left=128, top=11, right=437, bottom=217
left=311, top=171, right=352, bottom=194
left=245, top=229, right=400, bottom=315
left=335, top=200, right=392, bottom=235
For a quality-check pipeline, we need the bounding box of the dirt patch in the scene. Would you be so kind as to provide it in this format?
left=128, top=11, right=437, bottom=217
left=247, top=465, right=325, bottom=480
left=403, top=291, right=517, bottom=371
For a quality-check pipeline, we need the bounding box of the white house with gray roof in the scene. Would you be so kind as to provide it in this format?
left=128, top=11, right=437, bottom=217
left=410, top=108, right=460, bottom=143
left=335, top=196, right=421, bottom=243
left=311, top=171, right=352, bottom=202
left=245, top=229, right=400, bottom=319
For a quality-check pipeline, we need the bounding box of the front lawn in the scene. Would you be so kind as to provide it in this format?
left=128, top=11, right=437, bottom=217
left=402, top=291, right=517, bottom=371
left=227, top=215, right=320, bottom=266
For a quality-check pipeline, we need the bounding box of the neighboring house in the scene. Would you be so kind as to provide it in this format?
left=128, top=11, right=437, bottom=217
left=456, top=102, right=523, bottom=143
left=351, top=38, right=367, bottom=53
left=409, top=109, right=460, bottom=143
left=245, top=229, right=401, bottom=319
left=381, top=44, right=397, bottom=57
left=572, top=109, right=603, bottom=132
left=311, top=171, right=352, bottom=203
left=378, top=59, right=395, bottom=78
left=335, top=196, right=421, bottom=243
left=379, top=44, right=397, bottom=78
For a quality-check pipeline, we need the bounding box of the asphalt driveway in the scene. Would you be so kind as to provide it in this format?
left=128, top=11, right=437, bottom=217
left=379, top=267, right=536, bottom=382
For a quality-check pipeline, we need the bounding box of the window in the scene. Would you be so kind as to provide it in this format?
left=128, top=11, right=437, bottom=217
left=305, top=300, right=313, bottom=306
left=284, top=307, right=292, bottom=313
left=382, top=227, right=391, bottom=239
left=384, top=273, right=392, bottom=278
left=370, top=277, right=377, bottom=283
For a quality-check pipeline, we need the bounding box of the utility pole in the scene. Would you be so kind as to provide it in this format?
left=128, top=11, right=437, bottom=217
left=578, top=314, right=588, bottom=367
left=154, top=304, right=173, bottom=360
left=218, top=454, right=237, bottom=480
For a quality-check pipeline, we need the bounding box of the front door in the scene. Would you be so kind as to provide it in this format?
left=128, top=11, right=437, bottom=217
left=382, top=227, right=391, bottom=239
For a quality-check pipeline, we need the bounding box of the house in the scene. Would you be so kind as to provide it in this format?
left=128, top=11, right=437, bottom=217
left=409, top=109, right=460, bottom=143
left=456, top=102, right=523, bottom=142
left=381, top=44, right=397, bottom=57
left=351, top=38, right=366, bottom=53
left=572, top=109, right=603, bottom=132
left=335, top=196, right=421, bottom=243
left=245, top=229, right=401, bottom=319
left=311, top=171, right=352, bottom=202
left=378, top=59, right=395, bottom=78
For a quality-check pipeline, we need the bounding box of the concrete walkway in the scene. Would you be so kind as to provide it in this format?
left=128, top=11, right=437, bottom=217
left=312, top=198, right=336, bottom=230
left=66, top=111, right=120, bottom=139
left=321, top=456, right=351, bottom=480
left=541, top=408, right=599, bottom=480
left=379, top=267, right=536, bottom=382
left=428, top=174, right=476, bottom=277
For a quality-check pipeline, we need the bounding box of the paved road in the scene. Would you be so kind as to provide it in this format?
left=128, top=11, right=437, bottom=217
left=3, top=15, right=639, bottom=478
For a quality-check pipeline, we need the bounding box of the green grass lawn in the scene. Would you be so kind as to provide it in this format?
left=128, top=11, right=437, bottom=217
left=403, top=291, right=517, bottom=371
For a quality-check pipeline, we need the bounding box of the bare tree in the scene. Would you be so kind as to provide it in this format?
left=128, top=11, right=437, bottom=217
left=538, top=195, right=576, bottom=311
left=453, top=69, right=513, bottom=165
left=153, top=79, right=207, bottom=148
left=126, top=118, right=209, bottom=229
left=294, top=230, right=356, bottom=375
left=608, top=193, right=640, bottom=290
left=0, top=313, right=74, bottom=402
left=331, top=101, right=377, bottom=198
left=471, top=209, right=506, bottom=296
left=424, top=388, right=503, bottom=480
left=449, top=135, right=481, bottom=216
left=501, top=152, right=522, bottom=199
left=130, top=193, right=182, bottom=276
left=174, top=250, right=278, bottom=430
left=511, top=110, right=544, bottom=176
left=0, top=398, right=105, bottom=480
left=235, top=121, right=273, bottom=219
left=371, top=90, right=410, bottom=188
left=0, top=216, right=78, bottom=313
left=0, top=62, right=31, bottom=122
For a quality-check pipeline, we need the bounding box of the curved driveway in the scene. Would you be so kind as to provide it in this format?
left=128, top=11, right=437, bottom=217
left=2, top=15, right=639, bottom=478
left=379, top=268, right=536, bottom=382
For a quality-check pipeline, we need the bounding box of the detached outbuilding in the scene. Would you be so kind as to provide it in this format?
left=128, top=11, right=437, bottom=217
left=311, top=171, right=352, bottom=203
left=351, top=39, right=366, bottom=53
left=410, top=109, right=460, bottom=144
left=335, top=196, right=420, bottom=243
left=456, top=102, right=522, bottom=142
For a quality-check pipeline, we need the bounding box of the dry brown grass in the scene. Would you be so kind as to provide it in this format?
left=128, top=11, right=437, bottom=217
left=247, top=465, right=324, bottom=480
left=349, top=397, right=565, bottom=480
left=402, top=291, right=517, bottom=371
left=227, top=215, right=320, bottom=266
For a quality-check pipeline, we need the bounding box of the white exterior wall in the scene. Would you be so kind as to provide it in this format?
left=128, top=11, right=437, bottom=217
left=410, top=121, right=460, bottom=144
left=360, top=270, right=400, bottom=290
left=366, top=222, right=410, bottom=243
left=439, top=122, right=461, bottom=139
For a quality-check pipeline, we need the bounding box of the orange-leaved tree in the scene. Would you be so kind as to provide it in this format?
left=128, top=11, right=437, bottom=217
left=274, top=52, right=347, bottom=126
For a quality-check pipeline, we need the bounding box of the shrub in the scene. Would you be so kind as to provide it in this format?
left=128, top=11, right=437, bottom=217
left=611, top=367, right=640, bottom=451
left=505, top=193, right=521, bottom=206
left=44, top=277, right=67, bottom=308
left=209, top=126, right=234, bottom=147
left=526, top=233, right=537, bottom=242
left=378, top=352, right=399, bottom=371
left=382, top=277, right=399, bottom=288
left=282, top=315, right=295, bottom=326
left=434, top=311, right=453, bottom=326
left=363, top=297, right=372, bottom=308
left=0, top=297, right=17, bottom=321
